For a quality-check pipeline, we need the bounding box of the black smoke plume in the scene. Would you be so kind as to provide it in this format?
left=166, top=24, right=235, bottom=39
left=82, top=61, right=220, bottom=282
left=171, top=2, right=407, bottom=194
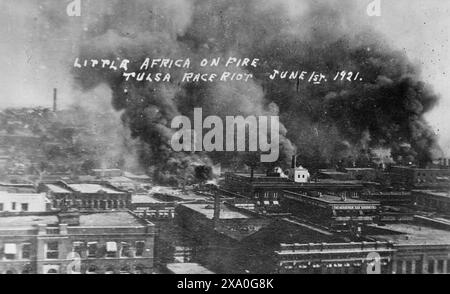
left=72, top=0, right=441, bottom=184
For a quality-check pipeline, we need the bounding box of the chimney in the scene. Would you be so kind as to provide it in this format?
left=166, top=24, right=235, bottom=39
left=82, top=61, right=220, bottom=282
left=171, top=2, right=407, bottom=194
left=291, top=155, right=297, bottom=169
left=250, top=167, right=254, bottom=182
left=213, top=188, right=221, bottom=227
left=53, top=88, right=58, bottom=112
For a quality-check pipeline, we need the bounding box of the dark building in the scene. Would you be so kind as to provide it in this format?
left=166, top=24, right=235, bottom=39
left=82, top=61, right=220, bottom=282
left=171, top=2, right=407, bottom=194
left=175, top=200, right=344, bottom=274
left=224, top=172, right=372, bottom=208
left=412, top=190, right=450, bottom=213
left=275, top=241, right=395, bottom=274
left=0, top=211, right=155, bottom=274
left=367, top=218, right=450, bottom=274
left=281, top=190, right=380, bottom=233
left=389, top=166, right=450, bottom=189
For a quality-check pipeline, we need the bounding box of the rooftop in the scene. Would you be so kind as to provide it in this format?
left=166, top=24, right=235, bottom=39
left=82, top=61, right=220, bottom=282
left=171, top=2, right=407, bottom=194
left=132, top=194, right=164, bottom=204
left=0, top=211, right=145, bottom=228
left=413, top=190, right=450, bottom=199
left=283, top=191, right=379, bottom=206
left=166, top=263, right=214, bottom=274
left=367, top=223, right=450, bottom=245
left=182, top=203, right=251, bottom=220
left=45, top=184, right=72, bottom=194
left=68, top=184, right=124, bottom=194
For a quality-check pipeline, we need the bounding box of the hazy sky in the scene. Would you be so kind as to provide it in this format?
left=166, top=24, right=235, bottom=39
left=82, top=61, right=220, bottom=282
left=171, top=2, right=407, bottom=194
left=0, top=0, right=449, bottom=153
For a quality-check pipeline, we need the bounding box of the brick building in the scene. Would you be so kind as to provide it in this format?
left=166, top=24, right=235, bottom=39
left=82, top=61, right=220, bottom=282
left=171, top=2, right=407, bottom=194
left=0, top=210, right=155, bottom=274
left=38, top=181, right=131, bottom=211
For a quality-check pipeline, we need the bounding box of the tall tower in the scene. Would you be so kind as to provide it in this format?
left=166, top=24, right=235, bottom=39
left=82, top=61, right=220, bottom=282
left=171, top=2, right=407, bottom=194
left=53, top=88, right=57, bottom=112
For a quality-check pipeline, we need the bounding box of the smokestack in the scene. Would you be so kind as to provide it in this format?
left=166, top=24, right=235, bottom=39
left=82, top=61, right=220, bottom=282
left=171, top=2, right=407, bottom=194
left=213, top=188, right=221, bottom=227
left=291, top=155, right=297, bottom=169
left=53, top=88, right=57, bottom=112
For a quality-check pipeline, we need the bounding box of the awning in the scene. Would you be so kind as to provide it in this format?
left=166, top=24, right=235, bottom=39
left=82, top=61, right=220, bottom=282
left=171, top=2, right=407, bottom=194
left=106, top=242, right=117, bottom=252
left=4, top=244, right=17, bottom=254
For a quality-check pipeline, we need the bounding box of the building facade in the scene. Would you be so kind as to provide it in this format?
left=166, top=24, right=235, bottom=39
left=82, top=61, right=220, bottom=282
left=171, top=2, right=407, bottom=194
left=0, top=211, right=155, bottom=274
left=0, top=191, right=49, bottom=213
left=38, top=181, right=131, bottom=211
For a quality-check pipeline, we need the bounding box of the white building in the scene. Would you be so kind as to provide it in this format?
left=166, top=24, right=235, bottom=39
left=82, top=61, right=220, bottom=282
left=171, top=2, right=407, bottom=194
left=290, top=166, right=310, bottom=183
left=0, top=192, right=49, bottom=213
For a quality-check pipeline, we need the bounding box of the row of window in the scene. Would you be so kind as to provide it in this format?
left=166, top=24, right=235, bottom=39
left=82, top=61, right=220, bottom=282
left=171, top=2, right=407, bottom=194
left=253, top=191, right=279, bottom=200
left=0, top=202, right=29, bottom=212
left=53, top=199, right=128, bottom=209
left=2, top=264, right=147, bottom=274
left=394, top=259, right=450, bottom=274
left=72, top=241, right=146, bottom=259
left=2, top=240, right=146, bottom=260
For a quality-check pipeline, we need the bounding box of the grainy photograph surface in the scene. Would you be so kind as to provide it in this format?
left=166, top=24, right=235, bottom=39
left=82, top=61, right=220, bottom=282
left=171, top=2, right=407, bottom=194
left=0, top=0, right=449, bottom=276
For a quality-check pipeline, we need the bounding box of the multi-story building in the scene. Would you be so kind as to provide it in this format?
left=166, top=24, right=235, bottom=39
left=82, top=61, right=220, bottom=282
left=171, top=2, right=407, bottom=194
left=275, top=242, right=395, bottom=274
left=131, top=194, right=176, bottom=220
left=224, top=172, right=374, bottom=208
left=367, top=219, right=450, bottom=274
left=389, top=166, right=450, bottom=189
left=0, top=210, right=155, bottom=274
left=38, top=181, right=131, bottom=211
left=281, top=190, right=380, bottom=233
left=412, top=190, right=450, bottom=213
left=175, top=198, right=344, bottom=273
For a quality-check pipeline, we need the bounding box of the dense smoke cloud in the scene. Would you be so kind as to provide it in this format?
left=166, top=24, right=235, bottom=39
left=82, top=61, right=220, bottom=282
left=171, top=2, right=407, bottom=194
left=69, top=0, right=441, bottom=183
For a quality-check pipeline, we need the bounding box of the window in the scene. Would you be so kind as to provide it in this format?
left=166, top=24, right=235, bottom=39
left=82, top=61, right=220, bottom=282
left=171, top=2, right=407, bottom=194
left=428, top=260, right=435, bottom=274
left=47, top=269, right=58, bottom=274
left=22, top=265, right=32, bottom=274
left=4, top=244, right=17, bottom=260
left=11, top=202, right=16, bottom=210
left=0, top=203, right=3, bottom=211
left=135, top=241, right=145, bottom=257
left=106, top=242, right=117, bottom=258
left=86, top=265, right=97, bottom=274
left=72, top=242, right=84, bottom=257
left=120, top=242, right=131, bottom=258
left=21, top=203, right=29, bottom=212
left=119, top=265, right=131, bottom=274
left=46, top=242, right=59, bottom=259
left=406, top=261, right=412, bottom=274
left=22, top=243, right=31, bottom=259
left=87, top=242, right=98, bottom=258
left=134, top=265, right=145, bottom=274
left=105, top=266, right=114, bottom=274
left=438, top=260, right=444, bottom=274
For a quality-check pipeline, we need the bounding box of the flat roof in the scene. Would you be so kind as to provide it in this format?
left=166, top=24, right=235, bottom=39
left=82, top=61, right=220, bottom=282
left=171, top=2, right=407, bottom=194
left=0, top=191, right=45, bottom=197
left=0, top=211, right=144, bottom=228
left=182, top=203, right=250, bottom=220
left=68, top=184, right=124, bottom=194
left=368, top=223, right=450, bottom=245
left=283, top=191, right=378, bottom=205
left=132, top=194, right=163, bottom=204
left=413, top=190, right=450, bottom=199
left=166, top=263, right=214, bottom=274
left=46, top=184, right=72, bottom=193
